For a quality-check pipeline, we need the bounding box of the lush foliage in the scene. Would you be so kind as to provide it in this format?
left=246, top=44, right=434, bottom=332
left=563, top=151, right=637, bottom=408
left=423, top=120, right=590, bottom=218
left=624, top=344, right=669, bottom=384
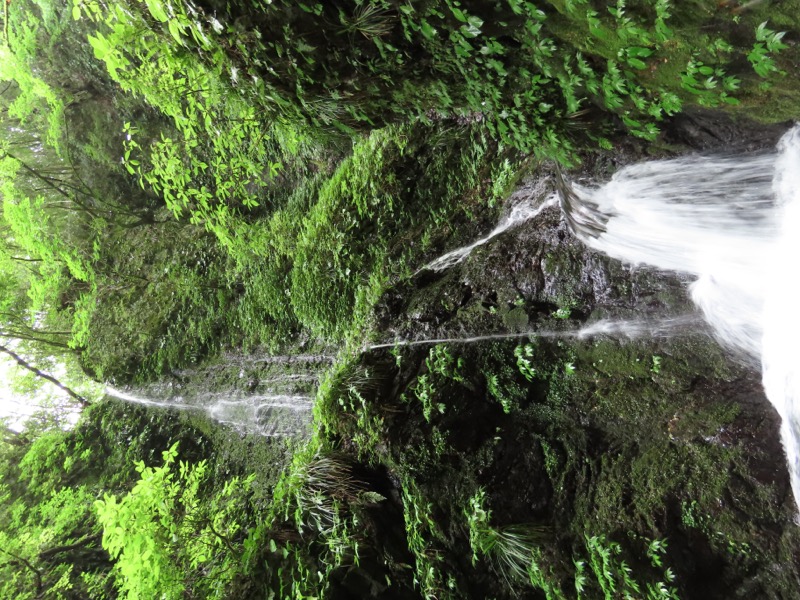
left=0, top=0, right=794, bottom=379
left=95, top=442, right=256, bottom=599
left=0, top=399, right=292, bottom=599
left=0, top=0, right=798, bottom=598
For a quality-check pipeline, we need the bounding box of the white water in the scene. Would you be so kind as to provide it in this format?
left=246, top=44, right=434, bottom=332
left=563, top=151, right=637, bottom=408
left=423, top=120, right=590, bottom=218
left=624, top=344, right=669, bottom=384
left=367, top=315, right=699, bottom=351
left=207, top=396, right=313, bottom=437
left=575, top=314, right=703, bottom=339
left=420, top=186, right=558, bottom=273
left=105, top=385, right=313, bottom=437
left=103, top=350, right=325, bottom=436
left=567, top=125, right=800, bottom=512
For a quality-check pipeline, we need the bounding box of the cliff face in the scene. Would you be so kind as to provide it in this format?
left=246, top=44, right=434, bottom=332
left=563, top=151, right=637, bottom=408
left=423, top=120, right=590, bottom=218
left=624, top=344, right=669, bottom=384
left=336, top=111, right=800, bottom=598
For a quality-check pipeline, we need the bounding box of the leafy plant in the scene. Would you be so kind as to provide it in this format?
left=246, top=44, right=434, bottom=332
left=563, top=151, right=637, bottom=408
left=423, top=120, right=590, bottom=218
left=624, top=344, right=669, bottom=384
left=553, top=306, right=572, bottom=320
left=680, top=55, right=740, bottom=107
left=425, top=344, right=465, bottom=383
left=401, top=478, right=455, bottom=600
left=515, top=343, right=539, bottom=381
left=651, top=355, right=662, bottom=374
left=95, top=442, right=255, bottom=599
left=77, top=0, right=281, bottom=245
left=412, top=374, right=445, bottom=423
left=338, top=3, right=394, bottom=39
left=574, top=536, right=680, bottom=600
left=409, top=345, right=470, bottom=422
left=465, top=488, right=549, bottom=586
left=747, top=21, right=788, bottom=79
left=486, top=373, right=514, bottom=413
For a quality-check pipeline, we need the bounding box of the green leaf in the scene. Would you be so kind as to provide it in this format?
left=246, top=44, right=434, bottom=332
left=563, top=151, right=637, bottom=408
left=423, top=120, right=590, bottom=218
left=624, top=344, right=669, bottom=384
left=630, top=47, right=652, bottom=58
left=419, top=20, right=437, bottom=39
left=144, top=0, right=169, bottom=22
left=451, top=7, right=467, bottom=22
left=627, top=58, right=646, bottom=70
left=168, top=20, right=185, bottom=43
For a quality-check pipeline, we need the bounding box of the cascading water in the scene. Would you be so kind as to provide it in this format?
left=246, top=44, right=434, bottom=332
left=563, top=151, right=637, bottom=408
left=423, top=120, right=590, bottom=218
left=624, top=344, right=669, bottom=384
left=104, top=353, right=325, bottom=437
left=105, top=386, right=314, bottom=437
left=565, top=125, right=800, bottom=513
left=420, top=180, right=557, bottom=273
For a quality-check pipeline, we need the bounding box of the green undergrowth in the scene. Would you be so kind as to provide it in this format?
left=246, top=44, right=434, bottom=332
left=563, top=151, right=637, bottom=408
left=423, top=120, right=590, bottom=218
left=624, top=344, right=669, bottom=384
left=3, top=0, right=798, bottom=385
left=86, top=0, right=799, bottom=163
left=0, top=399, right=295, bottom=599
left=267, top=331, right=800, bottom=598
left=11, top=352, right=788, bottom=599
left=76, top=117, right=514, bottom=381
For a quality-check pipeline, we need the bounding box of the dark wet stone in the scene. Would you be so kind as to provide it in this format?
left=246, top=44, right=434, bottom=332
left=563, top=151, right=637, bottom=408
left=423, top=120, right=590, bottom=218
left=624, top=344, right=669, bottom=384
left=664, top=108, right=792, bottom=154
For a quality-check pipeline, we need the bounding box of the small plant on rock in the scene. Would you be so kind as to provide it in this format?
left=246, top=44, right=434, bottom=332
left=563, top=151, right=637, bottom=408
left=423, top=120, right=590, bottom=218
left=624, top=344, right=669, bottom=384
left=515, top=343, right=539, bottom=381
left=748, top=21, right=788, bottom=79
left=465, top=488, right=549, bottom=586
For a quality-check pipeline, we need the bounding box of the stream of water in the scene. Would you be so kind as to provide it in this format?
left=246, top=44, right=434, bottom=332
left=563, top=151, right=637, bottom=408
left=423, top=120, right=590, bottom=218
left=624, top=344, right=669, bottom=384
left=420, top=181, right=557, bottom=273
left=104, top=353, right=322, bottom=437
left=566, top=125, right=800, bottom=513
left=367, top=315, right=701, bottom=350
left=105, top=385, right=314, bottom=437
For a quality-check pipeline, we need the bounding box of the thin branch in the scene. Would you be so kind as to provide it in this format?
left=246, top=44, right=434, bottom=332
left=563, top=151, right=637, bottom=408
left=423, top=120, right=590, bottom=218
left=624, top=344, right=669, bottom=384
left=202, top=518, right=238, bottom=555
left=0, top=317, right=74, bottom=337
left=0, top=330, right=72, bottom=350
left=0, top=343, right=89, bottom=407
left=1, top=150, right=101, bottom=220
left=0, top=548, right=43, bottom=593
left=38, top=534, right=103, bottom=561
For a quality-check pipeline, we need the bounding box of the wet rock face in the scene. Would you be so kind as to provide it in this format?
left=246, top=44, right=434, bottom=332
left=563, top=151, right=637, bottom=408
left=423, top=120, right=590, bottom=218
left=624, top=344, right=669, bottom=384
left=664, top=108, right=792, bottom=153
left=366, top=113, right=800, bottom=598
left=467, top=200, right=691, bottom=315
left=389, top=175, right=695, bottom=345
left=393, top=109, right=793, bottom=345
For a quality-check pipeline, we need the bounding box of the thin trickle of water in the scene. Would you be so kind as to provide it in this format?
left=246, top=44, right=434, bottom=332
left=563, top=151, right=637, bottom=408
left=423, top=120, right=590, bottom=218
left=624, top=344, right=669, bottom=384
left=367, top=315, right=699, bottom=351
left=575, top=315, right=703, bottom=339
left=566, top=125, right=800, bottom=514
left=368, top=331, right=556, bottom=350
left=258, top=374, right=320, bottom=383
left=420, top=187, right=557, bottom=273
left=246, top=354, right=334, bottom=364
left=105, top=386, right=193, bottom=411
left=172, top=354, right=332, bottom=382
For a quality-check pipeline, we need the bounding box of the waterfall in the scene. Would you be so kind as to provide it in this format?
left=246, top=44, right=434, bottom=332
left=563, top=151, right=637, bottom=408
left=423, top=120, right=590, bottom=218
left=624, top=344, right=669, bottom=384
left=420, top=180, right=557, bottom=273
left=105, top=385, right=314, bottom=437
left=367, top=315, right=700, bottom=351
left=565, top=125, right=800, bottom=512
left=104, top=352, right=323, bottom=437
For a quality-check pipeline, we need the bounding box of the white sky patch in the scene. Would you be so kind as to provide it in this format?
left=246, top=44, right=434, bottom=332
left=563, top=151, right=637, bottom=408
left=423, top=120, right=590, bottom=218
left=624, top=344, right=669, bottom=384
left=0, top=354, right=86, bottom=432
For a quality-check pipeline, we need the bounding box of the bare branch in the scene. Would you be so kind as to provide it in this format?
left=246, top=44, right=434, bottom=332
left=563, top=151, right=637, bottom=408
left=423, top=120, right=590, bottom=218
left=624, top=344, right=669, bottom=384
left=0, top=548, right=43, bottom=593
left=0, top=343, right=89, bottom=407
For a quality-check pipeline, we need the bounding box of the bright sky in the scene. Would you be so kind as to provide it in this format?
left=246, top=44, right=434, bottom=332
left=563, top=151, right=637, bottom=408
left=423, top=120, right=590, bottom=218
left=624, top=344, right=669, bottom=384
left=0, top=354, right=84, bottom=431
